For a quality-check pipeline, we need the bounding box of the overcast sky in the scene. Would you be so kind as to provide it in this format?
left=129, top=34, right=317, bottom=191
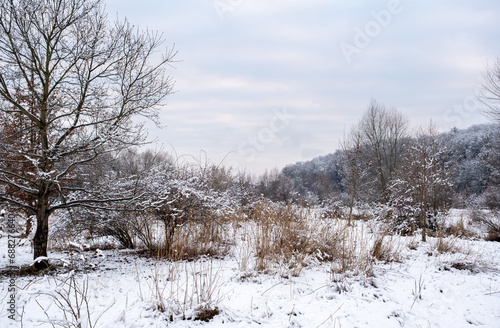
left=105, top=0, right=500, bottom=174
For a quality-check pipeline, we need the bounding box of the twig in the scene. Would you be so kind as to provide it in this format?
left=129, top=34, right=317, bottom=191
left=316, top=304, right=344, bottom=328
left=485, top=291, right=500, bottom=295
left=261, top=282, right=284, bottom=296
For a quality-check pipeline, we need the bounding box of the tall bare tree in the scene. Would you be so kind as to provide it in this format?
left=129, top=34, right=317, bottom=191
left=358, top=100, right=408, bottom=202
left=0, top=0, right=176, bottom=269
left=479, top=56, right=500, bottom=123
left=340, top=127, right=369, bottom=225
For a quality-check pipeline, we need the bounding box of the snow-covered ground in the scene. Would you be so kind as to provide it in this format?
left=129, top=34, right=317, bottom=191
left=1, top=216, right=500, bottom=328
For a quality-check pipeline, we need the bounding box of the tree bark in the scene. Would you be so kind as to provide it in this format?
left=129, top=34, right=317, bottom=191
left=163, top=216, right=176, bottom=257
left=33, top=199, right=50, bottom=270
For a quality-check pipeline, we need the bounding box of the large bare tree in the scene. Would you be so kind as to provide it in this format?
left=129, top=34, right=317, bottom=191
left=340, top=127, right=369, bottom=225
left=0, top=0, right=176, bottom=269
left=358, top=100, right=408, bottom=202
left=479, top=56, right=500, bottom=123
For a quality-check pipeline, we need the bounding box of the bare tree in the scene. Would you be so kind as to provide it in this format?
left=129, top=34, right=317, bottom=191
left=0, top=0, right=176, bottom=269
left=340, top=127, right=369, bottom=225
left=358, top=100, right=408, bottom=203
left=479, top=56, right=500, bottom=122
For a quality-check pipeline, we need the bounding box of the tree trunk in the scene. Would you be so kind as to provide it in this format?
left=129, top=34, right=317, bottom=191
left=420, top=211, right=427, bottom=242
left=163, top=216, right=176, bottom=257
left=348, top=188, right=356, bottom=226
left=421, top=179, right=428, bottom=242
left=420, top=194, right=427, bottom=242
left=33, top=200, right=50, bottom=270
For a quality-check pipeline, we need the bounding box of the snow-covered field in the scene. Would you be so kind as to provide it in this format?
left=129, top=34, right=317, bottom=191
left=1, top=214, right=500, bottom=328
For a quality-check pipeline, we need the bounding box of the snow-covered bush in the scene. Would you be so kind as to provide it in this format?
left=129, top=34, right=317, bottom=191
left=136, top=165, right=234, bottom=258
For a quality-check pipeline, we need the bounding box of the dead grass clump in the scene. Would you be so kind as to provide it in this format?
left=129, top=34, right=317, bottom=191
left=444, top=215, right=476, bottom=239
left=486, top=231, right=500, bottom=242
left=252, top=200, right=314, bottom=274
left=246, top=200, right=394, bottom=278
left=430, top=236, right=460, bottom=254
left=329, top=271, right=353, bottom=293
left=439, top=259, right=488, bottom=274
left=195, top=307, right=220, bottom=322
left=233, top=201, right=405, bottom=283
left=331, top=227, right=374, bottom=277
left=159, top=219, right=232, bottom=261
left=406, top=236, right=420, bottom=251
left=450, top=262, right=479, bottom=272
left=371, top=232, right=402, bottom=263
left=313, top=221, right=348, bottom=262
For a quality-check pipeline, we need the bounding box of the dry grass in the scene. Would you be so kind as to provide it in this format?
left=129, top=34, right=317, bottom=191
left=164, top=220, right=232, bottom=261
left=240, top=200, right=398, bottom=279
left=34, top=273, right=113, bottom=328
left=445, top=215, right=477, bottom=239
left=428, top=236, right=495, bottom=274
left=406, top=235, right=420, bottom=250
left=430, top=236, right=461, bottom=254
left=138, top=259, right=223, bottom=322
left=251, top=201, right=313, bottom=275
left=371, top=231, right=402, bottom=263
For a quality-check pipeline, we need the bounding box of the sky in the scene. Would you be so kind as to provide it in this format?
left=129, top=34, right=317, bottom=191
left=105, top=0, right=500, bottom=174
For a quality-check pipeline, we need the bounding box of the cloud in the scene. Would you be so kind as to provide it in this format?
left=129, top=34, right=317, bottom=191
left=108, top=0, right=499, bottom=173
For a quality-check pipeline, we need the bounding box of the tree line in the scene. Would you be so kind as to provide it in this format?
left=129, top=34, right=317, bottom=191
left=277, top=117, right=500, bottom=210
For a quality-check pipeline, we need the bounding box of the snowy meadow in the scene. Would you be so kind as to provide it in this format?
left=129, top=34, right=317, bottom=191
left=1, top=1, right=500, bottom=327
left=1, top=204, right=499, bottom=328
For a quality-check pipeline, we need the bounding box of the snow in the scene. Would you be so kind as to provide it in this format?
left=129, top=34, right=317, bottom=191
left=32, top=256, right=50, bottom=265
left=1, top=218, right=500, bottom=327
